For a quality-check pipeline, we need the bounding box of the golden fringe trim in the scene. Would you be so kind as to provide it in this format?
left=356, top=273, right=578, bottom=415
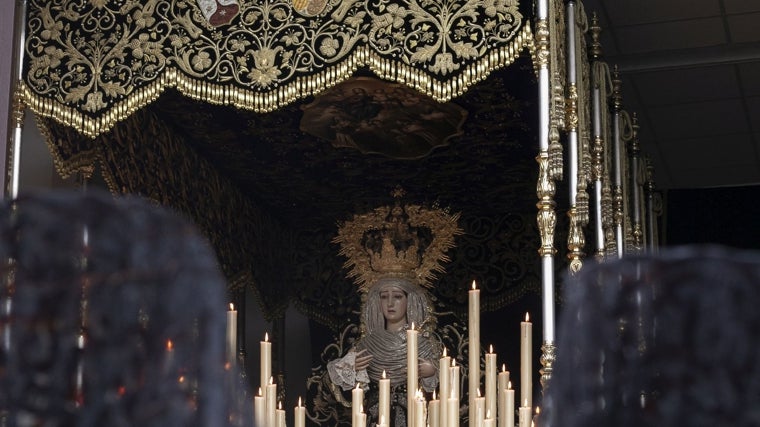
left=20, top=25, right=534, bottom=139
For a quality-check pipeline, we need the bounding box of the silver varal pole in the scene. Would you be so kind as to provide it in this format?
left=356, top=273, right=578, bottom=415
left=611, top=67, right=624, bottom=258
left=536, top=0, right=556, bottom=391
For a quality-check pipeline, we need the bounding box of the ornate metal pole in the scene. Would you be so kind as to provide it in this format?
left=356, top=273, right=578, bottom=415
left=565, top=0, right=584, bottom=273
left=611, top=66, right=624, bottom=258
left=2, top=9, right=27, bottom=427
left=589, top=14, right=605, bottom=260
left=536, top=0, right=557, bottom=390
left=629, top=114, right=643, bottom=253
left=644, top=158, right=658, bottom=253
left=6, top=0, right=27, bottom=199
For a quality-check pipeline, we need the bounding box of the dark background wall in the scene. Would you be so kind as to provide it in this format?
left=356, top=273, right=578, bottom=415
left=663, top=186, right=760, bottom=250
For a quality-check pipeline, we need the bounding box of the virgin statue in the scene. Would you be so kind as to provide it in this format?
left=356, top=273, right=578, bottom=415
left=324, top=188, right=463, bottom=426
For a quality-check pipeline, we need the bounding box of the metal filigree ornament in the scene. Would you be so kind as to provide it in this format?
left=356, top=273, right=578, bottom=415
left=333, top=188, right=463, bottom=294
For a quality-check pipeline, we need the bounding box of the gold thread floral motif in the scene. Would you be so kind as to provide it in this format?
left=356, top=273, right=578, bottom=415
left=22, top=0, right=527, bottom=138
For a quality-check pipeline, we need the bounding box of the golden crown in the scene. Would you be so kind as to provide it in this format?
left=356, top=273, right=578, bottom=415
left=334, top=187, right=463, bottom=292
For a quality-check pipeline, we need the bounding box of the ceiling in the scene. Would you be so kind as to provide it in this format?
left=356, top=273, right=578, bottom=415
left=581, top=0, right=760, bottom=189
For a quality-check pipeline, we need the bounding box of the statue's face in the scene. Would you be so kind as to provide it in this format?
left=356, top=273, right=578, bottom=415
left=379, top=285, right=407, bottom=326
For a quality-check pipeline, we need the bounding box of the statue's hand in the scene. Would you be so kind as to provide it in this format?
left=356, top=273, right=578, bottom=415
left=418, top=359, right=436, bottom=378
left=354, top=349, right=373, bottom=371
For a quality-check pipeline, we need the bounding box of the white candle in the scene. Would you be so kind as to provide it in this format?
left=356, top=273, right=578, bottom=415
left=498, top=367, right=510, bottom=427
left=506, top=383, right=515, bottom=427
left=227, top=303, right=237, bottom=364
left=450, top=359, right=460, bottom=399
left=439, top=349, right=451, bottom=427
left=379, top=370, right=390, bottom=427
left=407, top=323, right=419, bottom=427
left=484, top=409, right=496, bottom=427
left=520, top=314, right=532, bottom=409
left=266, top=379, right=277, bottom=427
left=254, top=388, right=265, bottom=427
left=414, top=390, right=425, bottom=427
left=294, top=397, right=306, bottom=427
left=261, top=333, right=272, bottom=397
left=468, top=281, right=480, bottom=427
left=518, top=403, right=531, bottom=427
left=429, top=392, right=440, bottom=427
left=474, top=389, right=485, bottom=427
left=485, top=346, right=497, bottom=422
left=448, top=393, right=460, bottom=427
left=352, top=383, right=364, bottom=426
left=276, top=401, right=286, bottom=427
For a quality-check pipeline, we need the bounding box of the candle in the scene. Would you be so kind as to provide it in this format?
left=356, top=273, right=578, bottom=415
left=520, top=313, right=532, bottom=409
left=506, top=382, right=515, bottom=427
left=266, top=378, right=277, bottom=427
left=484, top=410, right=496, bottom=427
left=468, top=281, right=481, bottom=427
left=379, top=370, right=390, bottom=427
left=407, top=323, right=419, bottom=427
left=227, top=303, right=237, bottom=364
left=294, top=397, right=306, bottom=427
left=450, top=359, right=460, bottom=399
left=518, top=402, right=531, bottom=427
left=498, top=367, right=511, bottom=427
left=356, top=407, right=367, bottom=427
left=276, top=401, right=286, bottom=427
left=261, top=333, right=272, bottom=397
left=164, top=339, right=174, bottom=373
left=254, top=388, right=265, bottom=427
left=474, top=388, right=485, bottom=427
left=448, top=390, right=460, bottom=427
left=439, top=348, right=451, bottom=427
left=352, top=383, right=364, bottom=426
left=429, top=391, right=440, bottom=427
left=485, top=346, right=497, bottom=422
left=414, top=390, right=425, bottom=427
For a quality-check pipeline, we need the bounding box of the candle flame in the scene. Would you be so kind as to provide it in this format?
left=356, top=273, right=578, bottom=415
left=443, top=347, right=447, bottom=357
left=524, top=398, right=528, bottom=406
left=535, top=407, right=541, bottom=414
left=477, top=388, right=481, bottom=397
left=433, top=390, right=437, bottom=400
left=360, top=404, right=364, bottom=413
left=355, top=383, right=360, bottom=390
left=525, top=312, right=530, bottom=322
left=229, top=303, right=234, bottom=311
left=452, top=359, right=456, bottom=367
left=486, top=409, right=492, bottom=419
left=264, top=332, right=269, bottom=342
left=508, top=381, right=512, bottom=389
left=166, top=339, right=173, bottom=351
left=502, top=363, right=506, bottom=372
left=382, top=370, right=387, bottom=379
left=489, top=344, right=493, bottom=353
left=410, top=322, right=415, bottom=330
left=269, top=376, right=274, bottom=385
left=278, top=401, right=282, bottom=410
left=471, top=280, right=477, bottom=290
left=258, top=387, right=263, bottom=396
left=298, top=396, right=302, bottom=407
